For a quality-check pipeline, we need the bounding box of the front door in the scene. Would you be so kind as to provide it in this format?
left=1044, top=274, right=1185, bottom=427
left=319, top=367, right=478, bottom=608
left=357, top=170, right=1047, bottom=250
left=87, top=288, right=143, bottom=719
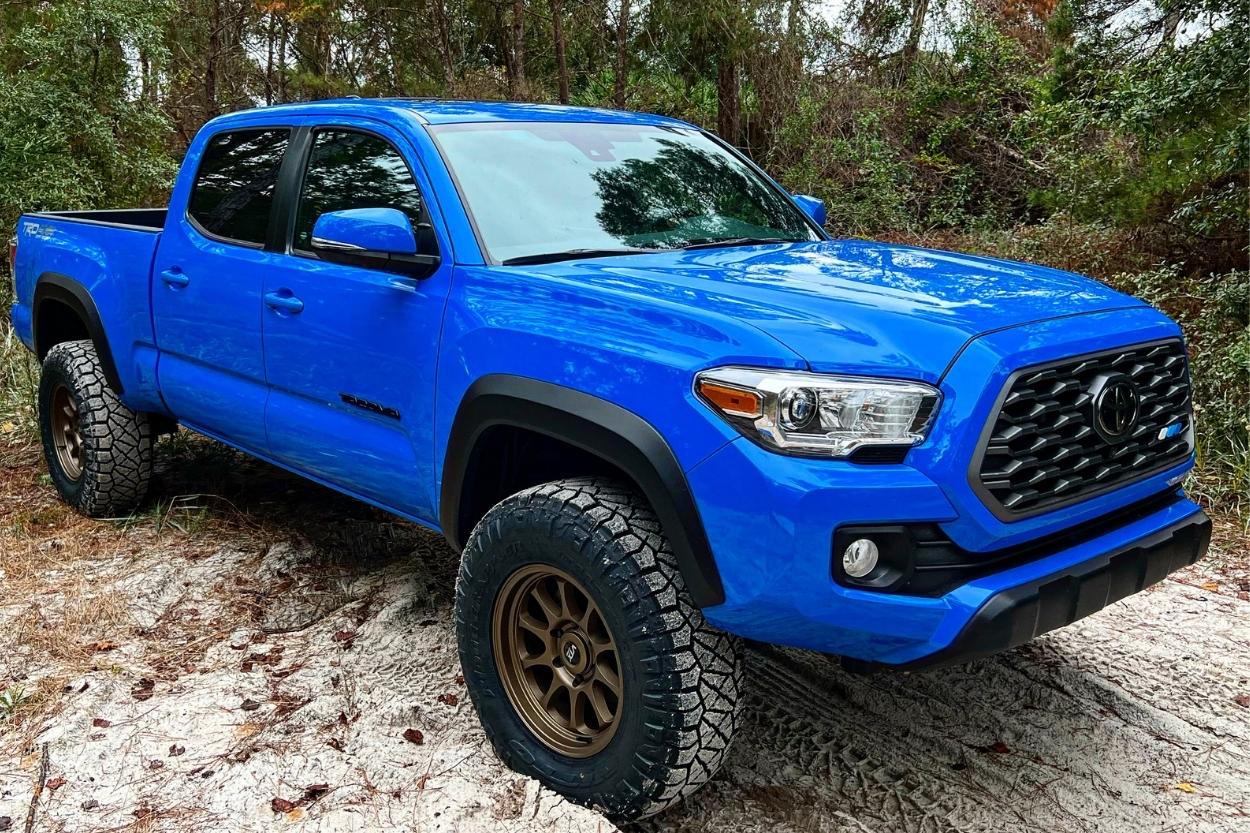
left=261, top=124, right=451, bottom=521
left=152, top=126, right=293, bottom=451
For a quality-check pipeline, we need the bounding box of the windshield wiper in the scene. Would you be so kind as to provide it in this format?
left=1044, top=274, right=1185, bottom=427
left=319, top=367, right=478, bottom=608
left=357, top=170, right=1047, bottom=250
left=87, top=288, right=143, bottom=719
left=501, top=247, right=655, bottom=266
left=681, top=236, right=801, bottom=251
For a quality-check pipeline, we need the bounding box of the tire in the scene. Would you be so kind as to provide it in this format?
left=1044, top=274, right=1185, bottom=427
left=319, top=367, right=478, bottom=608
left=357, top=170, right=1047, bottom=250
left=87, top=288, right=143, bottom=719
left=38, top=339, right=152, bottom=517
left=455, top=477, right=743, bottom=820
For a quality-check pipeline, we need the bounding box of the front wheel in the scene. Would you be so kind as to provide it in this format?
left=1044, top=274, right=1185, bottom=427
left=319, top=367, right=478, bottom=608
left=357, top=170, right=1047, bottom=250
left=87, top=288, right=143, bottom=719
left=455, top=477, right=743, bottom=820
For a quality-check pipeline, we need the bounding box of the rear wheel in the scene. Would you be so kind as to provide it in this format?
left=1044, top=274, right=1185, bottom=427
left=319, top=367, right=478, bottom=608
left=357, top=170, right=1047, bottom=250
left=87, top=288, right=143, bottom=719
left=38, top=340, right=152, bottom=517
left=455, top=477, right=743, bottom=820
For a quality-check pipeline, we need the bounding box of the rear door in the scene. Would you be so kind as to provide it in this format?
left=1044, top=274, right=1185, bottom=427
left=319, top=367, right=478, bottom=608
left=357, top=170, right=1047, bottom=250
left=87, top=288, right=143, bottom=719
left=260, top=122, right=452, bottom=521
left=152, top=126, right=295, bottom=450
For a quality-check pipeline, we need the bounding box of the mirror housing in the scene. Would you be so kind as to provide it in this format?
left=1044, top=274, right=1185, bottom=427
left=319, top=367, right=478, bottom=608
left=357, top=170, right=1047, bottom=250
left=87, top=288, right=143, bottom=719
left=311, top=207, right=439, bottom=275
left=792, top=194, right=827, bottom=229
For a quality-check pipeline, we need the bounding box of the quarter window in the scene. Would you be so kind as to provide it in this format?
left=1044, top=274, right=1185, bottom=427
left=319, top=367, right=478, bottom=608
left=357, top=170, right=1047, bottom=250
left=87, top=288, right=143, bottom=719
left=293, top=130, right=425, bottom=252
left=188, top=129, right=290, bottom=246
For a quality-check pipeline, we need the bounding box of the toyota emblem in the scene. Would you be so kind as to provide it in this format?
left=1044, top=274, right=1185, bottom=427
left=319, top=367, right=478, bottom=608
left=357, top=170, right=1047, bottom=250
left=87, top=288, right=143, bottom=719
left=1092, top=375, right=1140, bottom=443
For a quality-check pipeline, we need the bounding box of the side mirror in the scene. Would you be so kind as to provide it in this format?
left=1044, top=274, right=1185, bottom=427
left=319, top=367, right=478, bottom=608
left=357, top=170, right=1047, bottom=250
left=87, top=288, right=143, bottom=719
left=311, top=207, right=439, bottom=275
left=792, top=194, right=827, bottom=229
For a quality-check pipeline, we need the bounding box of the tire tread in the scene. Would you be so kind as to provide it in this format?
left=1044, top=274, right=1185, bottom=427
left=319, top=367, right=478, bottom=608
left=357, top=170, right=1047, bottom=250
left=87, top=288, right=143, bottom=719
left=39, top=340, right=152, bottom=516
left=456, top=476, right=743, bottom=820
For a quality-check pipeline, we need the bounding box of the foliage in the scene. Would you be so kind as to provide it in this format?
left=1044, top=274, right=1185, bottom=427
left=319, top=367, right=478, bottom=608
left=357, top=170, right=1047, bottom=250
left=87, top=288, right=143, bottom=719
left=1023, top=0, right=1249, bottom=253
left=1116, top=267, right=1250, bottom=512
left=0, top=1, right=177, bottom=233
left=0, top=276, right=40, bottom=441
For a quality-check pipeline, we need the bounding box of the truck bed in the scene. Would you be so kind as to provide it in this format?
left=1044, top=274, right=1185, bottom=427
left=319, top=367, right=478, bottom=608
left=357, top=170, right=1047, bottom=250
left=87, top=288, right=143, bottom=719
left=12, top=208, right=167, bottom=406
left=27, top=208, right=167, bottom=232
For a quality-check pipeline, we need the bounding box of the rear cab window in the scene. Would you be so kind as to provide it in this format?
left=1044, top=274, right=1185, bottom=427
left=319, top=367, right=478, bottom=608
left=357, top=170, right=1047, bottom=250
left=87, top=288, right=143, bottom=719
left=187, top=128, right=290, bottom=247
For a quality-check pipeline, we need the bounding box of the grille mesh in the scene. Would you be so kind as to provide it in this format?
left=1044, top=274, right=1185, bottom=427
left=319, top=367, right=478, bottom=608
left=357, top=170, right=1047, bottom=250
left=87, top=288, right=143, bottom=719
left=975, top=340, right=1192, bottom=516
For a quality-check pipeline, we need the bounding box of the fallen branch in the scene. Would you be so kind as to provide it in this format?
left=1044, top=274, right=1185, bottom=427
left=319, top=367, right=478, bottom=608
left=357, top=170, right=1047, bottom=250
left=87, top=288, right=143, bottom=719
left=22, top=743, right=49, bottom=833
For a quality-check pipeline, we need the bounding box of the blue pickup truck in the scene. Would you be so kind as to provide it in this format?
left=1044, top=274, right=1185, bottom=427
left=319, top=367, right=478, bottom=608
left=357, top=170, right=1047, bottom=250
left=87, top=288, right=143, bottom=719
left=9, top=99, right=1209, bottom=819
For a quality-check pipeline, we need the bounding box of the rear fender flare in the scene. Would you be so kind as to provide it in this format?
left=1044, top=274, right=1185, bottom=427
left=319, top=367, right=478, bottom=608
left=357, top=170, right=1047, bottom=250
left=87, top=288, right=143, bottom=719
left=32, top=272, right=124, bottom=394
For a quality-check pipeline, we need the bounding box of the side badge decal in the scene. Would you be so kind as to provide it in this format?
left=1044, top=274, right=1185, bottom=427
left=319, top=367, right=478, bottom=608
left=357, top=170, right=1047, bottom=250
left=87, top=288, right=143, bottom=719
left=340, top=393, right=401, bottom=420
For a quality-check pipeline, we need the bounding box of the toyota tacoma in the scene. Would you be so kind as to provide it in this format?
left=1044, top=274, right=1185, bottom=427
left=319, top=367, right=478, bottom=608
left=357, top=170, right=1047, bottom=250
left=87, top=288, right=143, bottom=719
left=8, top=99, right=1209, bottom=820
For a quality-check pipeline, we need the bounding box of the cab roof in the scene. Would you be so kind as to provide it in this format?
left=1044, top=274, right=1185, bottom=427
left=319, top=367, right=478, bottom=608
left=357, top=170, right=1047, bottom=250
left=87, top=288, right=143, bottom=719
left=221, top=98, right=696, bottom=129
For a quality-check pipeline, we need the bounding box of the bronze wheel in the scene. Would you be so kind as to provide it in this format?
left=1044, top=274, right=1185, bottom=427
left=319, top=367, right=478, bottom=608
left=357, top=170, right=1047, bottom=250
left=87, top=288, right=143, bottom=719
left=458, top=478, right=743, bottom=819
left=50, top=383, right=84, bottom=481
left=492, top=564, right=623, bottom=757
left=38, top=340, right=153, bottom=516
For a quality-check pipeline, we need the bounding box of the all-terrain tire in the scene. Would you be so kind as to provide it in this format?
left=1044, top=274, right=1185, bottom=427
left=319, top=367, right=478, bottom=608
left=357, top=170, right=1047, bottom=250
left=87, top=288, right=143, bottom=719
left=38, top=339, right=153, bottom=517
left=455, top=477, right=743, bottom=821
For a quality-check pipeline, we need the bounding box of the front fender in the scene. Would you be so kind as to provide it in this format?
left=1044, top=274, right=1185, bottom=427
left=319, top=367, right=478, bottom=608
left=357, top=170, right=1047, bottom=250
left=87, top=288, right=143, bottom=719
left=441, top=375, right=725, bottom=607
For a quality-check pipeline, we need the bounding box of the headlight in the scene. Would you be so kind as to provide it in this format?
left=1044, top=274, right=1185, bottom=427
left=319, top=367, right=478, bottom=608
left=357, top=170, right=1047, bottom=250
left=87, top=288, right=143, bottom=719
left=695, top=367, right=941, bottom=457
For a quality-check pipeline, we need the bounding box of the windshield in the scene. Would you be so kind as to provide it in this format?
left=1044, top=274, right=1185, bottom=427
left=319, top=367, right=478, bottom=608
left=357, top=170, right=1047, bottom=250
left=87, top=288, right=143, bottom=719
left=429, top=122, right=820, bottom=263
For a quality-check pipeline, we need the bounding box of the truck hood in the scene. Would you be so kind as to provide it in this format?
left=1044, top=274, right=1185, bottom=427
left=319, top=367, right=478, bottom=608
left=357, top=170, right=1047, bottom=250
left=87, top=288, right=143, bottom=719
left=535, top=239, right=1145, bottom=383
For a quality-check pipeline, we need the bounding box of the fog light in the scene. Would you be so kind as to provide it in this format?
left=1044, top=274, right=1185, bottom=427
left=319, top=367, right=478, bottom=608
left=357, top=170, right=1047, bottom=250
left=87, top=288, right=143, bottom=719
left=842, top=538, right=880, bottom=578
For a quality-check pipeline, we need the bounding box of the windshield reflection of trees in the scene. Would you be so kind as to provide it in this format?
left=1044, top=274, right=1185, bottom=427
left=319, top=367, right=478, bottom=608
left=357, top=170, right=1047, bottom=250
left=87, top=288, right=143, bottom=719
left=590, top=139, right=807, bottom=248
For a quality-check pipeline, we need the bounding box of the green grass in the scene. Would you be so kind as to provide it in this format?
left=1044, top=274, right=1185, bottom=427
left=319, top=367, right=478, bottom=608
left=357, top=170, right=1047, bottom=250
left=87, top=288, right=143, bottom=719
left=0, top=683, right=28, bottom=721
left=111, top=493, right=214, bottom=535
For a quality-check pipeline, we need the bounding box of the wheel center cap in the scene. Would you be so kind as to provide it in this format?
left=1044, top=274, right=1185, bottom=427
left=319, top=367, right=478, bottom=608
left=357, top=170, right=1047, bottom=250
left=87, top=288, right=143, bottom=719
left=558, top=631, right=591, bottom=674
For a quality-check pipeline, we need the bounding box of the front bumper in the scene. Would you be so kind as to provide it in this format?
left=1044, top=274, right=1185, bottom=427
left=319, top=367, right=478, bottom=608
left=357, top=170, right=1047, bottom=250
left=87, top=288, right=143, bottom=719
left=687, top=434, right=1203, bottom=666
left=844, top=508, right=1210, bottom=671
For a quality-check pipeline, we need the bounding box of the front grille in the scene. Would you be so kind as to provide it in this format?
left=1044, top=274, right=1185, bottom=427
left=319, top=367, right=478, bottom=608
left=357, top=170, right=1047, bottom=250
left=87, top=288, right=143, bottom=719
left=973, top=340, right=1192, bottom=518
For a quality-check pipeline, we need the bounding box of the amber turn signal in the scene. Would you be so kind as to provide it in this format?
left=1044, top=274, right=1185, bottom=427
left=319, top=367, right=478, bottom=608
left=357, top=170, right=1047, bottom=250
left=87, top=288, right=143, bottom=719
left=697, top=380, right=762, bottom=418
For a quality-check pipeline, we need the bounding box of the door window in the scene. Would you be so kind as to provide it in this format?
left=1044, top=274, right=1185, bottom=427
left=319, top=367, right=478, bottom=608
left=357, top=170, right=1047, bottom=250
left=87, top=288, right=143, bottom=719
left=187, top=128, right=290, bottom=246
left=293, top=130, right=426, bottom=253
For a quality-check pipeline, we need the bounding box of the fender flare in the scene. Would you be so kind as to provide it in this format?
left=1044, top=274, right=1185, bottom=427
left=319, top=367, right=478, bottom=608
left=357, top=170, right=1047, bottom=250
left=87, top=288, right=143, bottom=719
left=32, top=272, right=125, bottom=394
left=440, top=375, right=726, bottom=608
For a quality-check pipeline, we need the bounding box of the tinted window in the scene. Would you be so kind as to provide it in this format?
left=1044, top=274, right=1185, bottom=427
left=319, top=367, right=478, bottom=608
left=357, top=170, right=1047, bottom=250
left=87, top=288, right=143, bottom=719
left=294, top=130, right=425, bottom=252
left=188, top=129, right=290, bottom=245
left=430, top=122, right=817, bottom=262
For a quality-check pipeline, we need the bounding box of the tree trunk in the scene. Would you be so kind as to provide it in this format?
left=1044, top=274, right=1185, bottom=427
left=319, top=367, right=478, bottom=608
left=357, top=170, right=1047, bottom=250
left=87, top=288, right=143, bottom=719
left=788, top=0, right=801, bottom=32
left=140, top=50, right=152, bottom=102
left=508, top=0, right=526, bottom=98
left=264, top=12, right=276, bottom=105
left=205, top=0, right=220, bottom=116
left=277, top=13, right=288, bottom=102
left=552, top=0, right=569, bottom=104
left=901, top=0, right=930, bottom=78
left=433, top=0, right=456, bottom=88
left=1161, top=7, right=1182, bottom=48
left=300, top=9, right=330, bottom=79
left=614, top=0, right=631, bottom=108
left=785, top=0, right=804, bottom=77
left=716, top=57, right=740, bottom=146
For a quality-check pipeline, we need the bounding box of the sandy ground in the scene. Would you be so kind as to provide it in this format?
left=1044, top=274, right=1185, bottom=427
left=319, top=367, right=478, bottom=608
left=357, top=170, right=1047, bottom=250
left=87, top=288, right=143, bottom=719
left=1, top=437, right=1247, bottom=832
left=0, top=538, right=614, bottom=833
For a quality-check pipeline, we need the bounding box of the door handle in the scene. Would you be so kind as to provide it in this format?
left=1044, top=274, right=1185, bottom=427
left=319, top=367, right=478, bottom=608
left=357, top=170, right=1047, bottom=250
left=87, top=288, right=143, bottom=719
left=264, top=291, right=304, bottom=315
left=160, top=268, right=190, bottom=288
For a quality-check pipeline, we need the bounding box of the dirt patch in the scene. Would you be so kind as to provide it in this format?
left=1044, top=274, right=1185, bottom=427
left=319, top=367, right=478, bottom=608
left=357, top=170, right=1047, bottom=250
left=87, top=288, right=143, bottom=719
left=1, top=434, right=1247, bottom=832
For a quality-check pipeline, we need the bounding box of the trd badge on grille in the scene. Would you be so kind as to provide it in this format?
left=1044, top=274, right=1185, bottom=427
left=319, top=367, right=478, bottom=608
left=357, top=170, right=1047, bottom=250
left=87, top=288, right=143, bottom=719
left=1090, top=373, right=1140, bottom=443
